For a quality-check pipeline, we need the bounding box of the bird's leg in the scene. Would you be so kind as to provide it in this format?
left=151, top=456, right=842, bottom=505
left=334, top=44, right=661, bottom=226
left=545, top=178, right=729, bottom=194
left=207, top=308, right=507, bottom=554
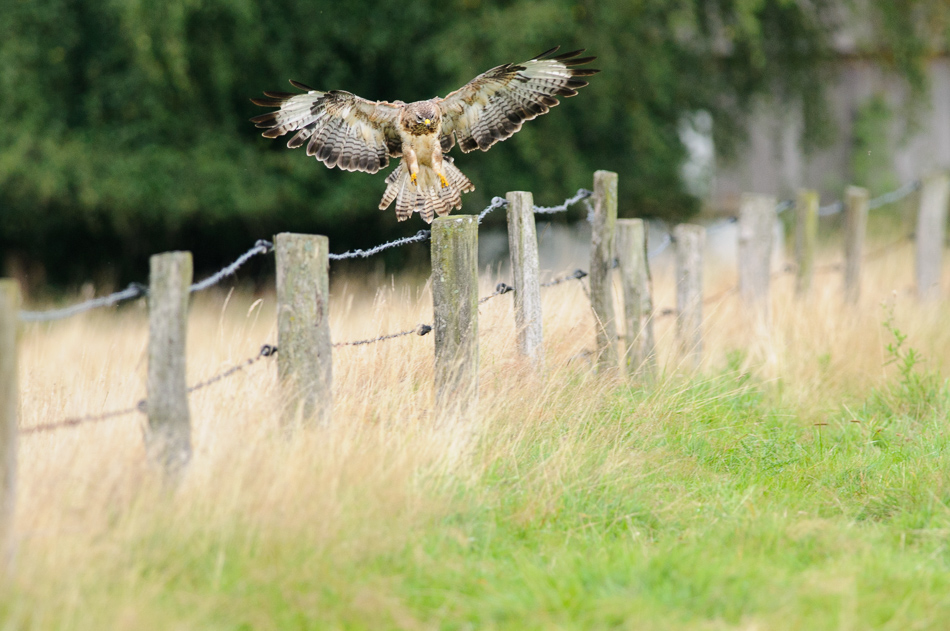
left=404, top=147, right=420, bottom=186
left=432, top=142, right=449, bottom=188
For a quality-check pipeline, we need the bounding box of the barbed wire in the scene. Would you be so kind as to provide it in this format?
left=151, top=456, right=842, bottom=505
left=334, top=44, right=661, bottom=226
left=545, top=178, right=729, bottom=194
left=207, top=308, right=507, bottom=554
left=477, top=196, right=510, bottom=223
left=862, top=234, right=913, bottom=262
left=190, top=240, right=273, bottom=292
left=19, top=344, right=277, bottom=435
left=336, top=268, right=586, bottom=348
left=706, top=217, right=738, bottom=235
left=819, top=201, right=844, bottom=217
left=329, top=230, right=431, bottom=260
left=19, top=283, right=148, bottom=323
left=185, top=344, right=277, bottom=394
left=533, top=188, right=593, bottom=214
left=334, top=324, right=432, bottom=347
left=479, top=282, right=514, bottom=305
left=816, top=180, right=920, bottom=217
left=541, top=269, right=589, bottom=287
left=328, top=189, right=592, bottom=259
left=648, top=232, right=672, bottom=259
left=584, top=198, right=595, bottom=224
left=14, top=181, right=920, bottom=325
left=775, top=200, right=794, bottom=214
left=869, top=180, right=921, bottom=210
left=18, top=400, right=146, bottom=435
left=19, top=240, right=275, bottom=323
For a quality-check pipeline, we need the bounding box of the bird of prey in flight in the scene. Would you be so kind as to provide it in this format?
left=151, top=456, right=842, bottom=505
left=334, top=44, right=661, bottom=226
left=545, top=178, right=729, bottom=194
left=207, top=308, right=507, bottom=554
left=251, top=47, right=599, bottom=223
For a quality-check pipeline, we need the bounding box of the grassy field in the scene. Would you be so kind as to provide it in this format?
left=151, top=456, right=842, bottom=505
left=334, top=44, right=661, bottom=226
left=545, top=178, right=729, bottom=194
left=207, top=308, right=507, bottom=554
left=5, top=231, right=950, bottom=630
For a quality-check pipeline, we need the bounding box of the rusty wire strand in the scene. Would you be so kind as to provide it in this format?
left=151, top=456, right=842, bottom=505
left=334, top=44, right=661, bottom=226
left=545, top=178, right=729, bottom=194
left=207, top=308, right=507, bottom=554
left=185, top=344, right=277, bottom=394
left=541, top=269, right=589, bottom=287
left=334, top=324, right=432, bottom=347
left=19, top=345, right=277, bottom=435
left=479, top=283, right=514, bottom=305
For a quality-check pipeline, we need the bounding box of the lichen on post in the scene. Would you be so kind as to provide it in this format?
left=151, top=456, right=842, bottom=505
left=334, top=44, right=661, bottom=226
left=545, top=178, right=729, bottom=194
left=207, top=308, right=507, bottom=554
left=275, top=233, right=332, bottom=426
left=589, top=170, right=619, bottom=371
left=431, top=216, right=479, bottom=425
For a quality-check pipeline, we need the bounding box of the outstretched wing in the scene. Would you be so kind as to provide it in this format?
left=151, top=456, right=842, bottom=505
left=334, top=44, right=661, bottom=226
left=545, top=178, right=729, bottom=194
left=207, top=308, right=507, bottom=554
left=436, top=47, right=599, bottom=154
left=250, top=83, right=403, bottom=174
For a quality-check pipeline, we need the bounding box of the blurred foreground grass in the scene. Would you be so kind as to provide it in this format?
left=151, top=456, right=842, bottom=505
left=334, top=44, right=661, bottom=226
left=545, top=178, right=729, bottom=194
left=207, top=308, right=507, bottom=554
left=5, top=236, right=950, bottom=630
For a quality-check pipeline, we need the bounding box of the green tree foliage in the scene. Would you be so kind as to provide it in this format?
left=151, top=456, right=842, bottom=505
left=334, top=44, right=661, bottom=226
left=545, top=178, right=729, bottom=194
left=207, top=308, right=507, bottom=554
left=0, top=0, right=946, bottom=283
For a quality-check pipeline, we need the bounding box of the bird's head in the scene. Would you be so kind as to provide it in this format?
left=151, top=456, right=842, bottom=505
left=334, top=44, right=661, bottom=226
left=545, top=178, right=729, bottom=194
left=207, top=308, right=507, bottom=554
left=404, top=102, right=441, bottom=135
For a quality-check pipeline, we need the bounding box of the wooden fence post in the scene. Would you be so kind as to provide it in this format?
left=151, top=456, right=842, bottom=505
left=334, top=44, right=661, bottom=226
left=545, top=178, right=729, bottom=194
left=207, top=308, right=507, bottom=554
left=0, top=280, right=18, bottom=565
left=146, top=252, right=193, bottom=477
left=616, top=219, right=656, bottom=380
left=915, top=173, right=950, bottom=300
left=795, top=189, right=818, bottom=297
left=844, top=186, right=869, bottom=304
left=275, top=233, right=332, bottom=426
left=589, top=170, right=619, bottom=371
left=674, top=224, right=705, bottom=368
left=506, top=191, right=543, bottom=366
left=738, top=194, right=776, bottom=312
left=432, top=216, right=479, bottom=424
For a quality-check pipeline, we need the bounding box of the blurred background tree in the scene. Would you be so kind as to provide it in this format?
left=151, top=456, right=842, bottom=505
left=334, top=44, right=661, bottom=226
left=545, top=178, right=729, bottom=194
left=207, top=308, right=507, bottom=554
left=1, top=0, right=947, bottom=287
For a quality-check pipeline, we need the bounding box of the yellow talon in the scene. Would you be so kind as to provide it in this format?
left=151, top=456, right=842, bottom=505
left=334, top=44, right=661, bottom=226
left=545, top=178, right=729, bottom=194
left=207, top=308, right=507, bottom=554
left=439, top=173, right=449, bottom=188
left=410, top=172, right=417, bottom=186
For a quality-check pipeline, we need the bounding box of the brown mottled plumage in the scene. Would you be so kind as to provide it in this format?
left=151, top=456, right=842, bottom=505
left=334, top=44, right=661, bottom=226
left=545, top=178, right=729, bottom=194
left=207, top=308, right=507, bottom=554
left=250, top=47, right=599, bottom=223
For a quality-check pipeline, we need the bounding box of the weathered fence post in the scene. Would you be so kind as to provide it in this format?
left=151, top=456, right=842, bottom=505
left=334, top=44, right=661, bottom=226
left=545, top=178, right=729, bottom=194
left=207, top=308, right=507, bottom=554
left=146, top=252, right=193, bottom=477
left=432, top=216, right=479, bottom=424
left=674, top=224, right=705, bottom=368
left=844, top=186, right=869, bottom=304
left=589, top=170, right=619, bottom=371
left=616, top=219, right=656, bottom=380
left=738, top=194, right=776, bottom=313
left=275, top=233, right=332, bottom=426
left=0, top=280, right=18, bottom=565
left=795, top=189, right=819, bottom=297
left=506, top=191, right=543, bottom=366
left=915, top=173, right=949, bottom=300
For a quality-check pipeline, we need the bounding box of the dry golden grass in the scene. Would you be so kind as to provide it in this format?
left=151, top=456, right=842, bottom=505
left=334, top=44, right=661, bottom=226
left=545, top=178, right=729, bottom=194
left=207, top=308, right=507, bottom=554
left=7, top=232, right=950, bottom=629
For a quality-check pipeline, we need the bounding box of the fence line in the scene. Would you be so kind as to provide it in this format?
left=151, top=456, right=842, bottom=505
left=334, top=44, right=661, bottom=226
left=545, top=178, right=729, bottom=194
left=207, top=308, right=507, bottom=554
left=335, top=268, right=585, bottom=349
left=18, top=190, right=593, bottom=323
left=541, top=269, right=589, bottom=287
left=659, top=229, right=914, bottom=315
left=10, top=174, right=944, bottom=438
left=19, top=344, right=277, bottom=435
left=189, top=240, right=273, bottom=292
left=869, top=180, right=921, bottom=210
left=479, top=283, right=515, bottom=305
left=534, top=188, right=594, bottom=214
left=816, top=179, right=920, bottom=217
left=329, top=230, right=432, bottom=261
left=18, top=283, right=148, bottom=323
left=18, top=241, right=274, bottom=323
left=334, top=325, right=432, bottom=347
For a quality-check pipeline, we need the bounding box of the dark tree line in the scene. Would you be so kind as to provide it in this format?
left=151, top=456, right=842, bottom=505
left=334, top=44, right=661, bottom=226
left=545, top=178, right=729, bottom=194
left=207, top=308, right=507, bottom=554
left=0, top=0, right=945, bottom=286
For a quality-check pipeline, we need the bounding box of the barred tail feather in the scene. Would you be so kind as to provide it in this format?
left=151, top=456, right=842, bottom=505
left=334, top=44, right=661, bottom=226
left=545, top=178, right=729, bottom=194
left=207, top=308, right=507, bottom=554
left=378, top=157, right=475, bottom=223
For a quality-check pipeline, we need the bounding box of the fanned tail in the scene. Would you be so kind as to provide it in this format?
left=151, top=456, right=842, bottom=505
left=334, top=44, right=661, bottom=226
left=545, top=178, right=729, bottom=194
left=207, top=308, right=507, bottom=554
left=378, top=157, right=475, bottom=223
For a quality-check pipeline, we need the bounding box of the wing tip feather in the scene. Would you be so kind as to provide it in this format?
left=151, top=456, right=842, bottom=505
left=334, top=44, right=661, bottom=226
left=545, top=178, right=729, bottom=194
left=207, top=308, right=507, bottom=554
left=563, top=55, right=596, bottom=67
left=289, top=79, right=316, bottom=91
left=534, top=46, right=561, bottom=60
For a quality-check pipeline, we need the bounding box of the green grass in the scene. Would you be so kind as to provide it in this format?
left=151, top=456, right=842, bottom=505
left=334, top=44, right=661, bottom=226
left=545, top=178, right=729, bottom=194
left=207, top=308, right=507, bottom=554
left=9, top=273, right=950, bottom=630
left=10, top=356, right=950, bottom=630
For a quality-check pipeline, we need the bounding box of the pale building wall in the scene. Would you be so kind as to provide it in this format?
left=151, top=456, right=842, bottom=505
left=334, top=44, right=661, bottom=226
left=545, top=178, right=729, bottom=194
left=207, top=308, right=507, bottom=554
left=712, top=57, right=950, bottom=210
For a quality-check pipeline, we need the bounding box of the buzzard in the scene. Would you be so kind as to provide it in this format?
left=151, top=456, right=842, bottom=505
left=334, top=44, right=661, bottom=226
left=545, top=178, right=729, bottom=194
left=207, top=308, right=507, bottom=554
left=250, top=47, right=599, bottom=223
